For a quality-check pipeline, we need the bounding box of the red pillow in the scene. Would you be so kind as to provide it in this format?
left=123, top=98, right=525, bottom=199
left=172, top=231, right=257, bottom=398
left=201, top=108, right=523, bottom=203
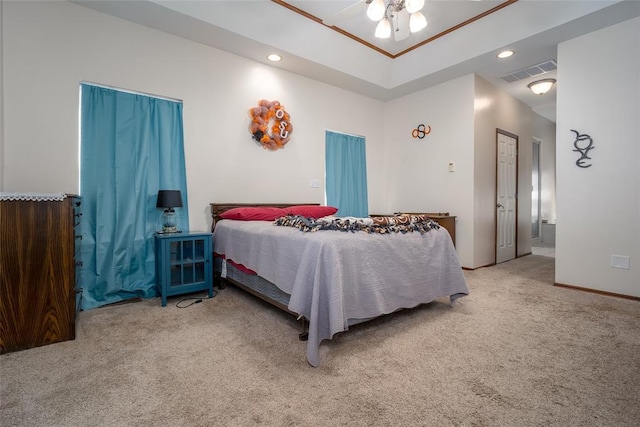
left=285, top=205, right=338, bottom=219
left=219, top=207, right=286, bottom=221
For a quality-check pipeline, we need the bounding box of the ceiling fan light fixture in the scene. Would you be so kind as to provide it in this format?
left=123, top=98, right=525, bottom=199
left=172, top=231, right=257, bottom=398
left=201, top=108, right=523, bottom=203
left=528, top=78, right=556, bottom=95
left=367, top=0, right=386, bottom=21
left=405, top=0, right=425, bottom=14
left=367, top=0, right=427, bottom=39
left=409, top=11, right=427, bottom=33
left=375, top=17, right=392, bottom=38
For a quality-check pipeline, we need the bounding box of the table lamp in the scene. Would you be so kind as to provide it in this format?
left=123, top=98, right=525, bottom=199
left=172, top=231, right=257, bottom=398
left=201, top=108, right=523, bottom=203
left=156, top=190, right=183, bottom=233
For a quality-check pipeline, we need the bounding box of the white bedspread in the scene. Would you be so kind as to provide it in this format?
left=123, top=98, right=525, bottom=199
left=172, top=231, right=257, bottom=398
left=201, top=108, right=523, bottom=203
left=213, top=220, right=469, bottom=366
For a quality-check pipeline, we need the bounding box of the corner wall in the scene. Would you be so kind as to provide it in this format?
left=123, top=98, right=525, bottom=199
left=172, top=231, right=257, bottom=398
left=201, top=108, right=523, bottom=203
left=556, top=16, right=640, bottom=297
left=474, top=75, right=535, bottom=267
left=383, top=74, right=546, bottom=269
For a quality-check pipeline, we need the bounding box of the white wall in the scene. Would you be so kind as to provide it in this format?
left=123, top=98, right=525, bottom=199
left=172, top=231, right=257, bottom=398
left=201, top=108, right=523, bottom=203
left=556, top=16, right=640, bottom=297
left=1, top=1, right=385, bottom=230
left=0, top=1, right=5, bottom=190
left=382, top=75, right=475, bottom=268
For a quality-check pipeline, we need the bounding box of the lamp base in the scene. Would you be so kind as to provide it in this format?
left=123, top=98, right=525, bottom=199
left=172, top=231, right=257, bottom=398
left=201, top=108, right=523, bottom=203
left=158, top=227, right=182, bottom=234
left=159, top=209, right=180, bottom=234
left=156, top=228, right=182, bottom=234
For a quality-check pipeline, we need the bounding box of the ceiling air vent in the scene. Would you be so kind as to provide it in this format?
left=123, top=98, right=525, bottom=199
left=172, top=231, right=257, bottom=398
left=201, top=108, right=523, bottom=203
left=499, top=59, right=557, bottom=83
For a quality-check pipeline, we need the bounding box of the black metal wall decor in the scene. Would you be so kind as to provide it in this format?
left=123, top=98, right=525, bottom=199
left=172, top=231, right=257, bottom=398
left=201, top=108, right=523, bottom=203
left=571, top=129, right=594, bottom=168
left=412, top=124, right=431, bottom=139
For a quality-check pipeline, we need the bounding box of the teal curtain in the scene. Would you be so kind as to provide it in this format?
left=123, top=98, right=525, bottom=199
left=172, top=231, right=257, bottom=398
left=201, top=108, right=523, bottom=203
left=79, top=84, right=189, bottom=310
left=325, top=130, right=369, bottom=217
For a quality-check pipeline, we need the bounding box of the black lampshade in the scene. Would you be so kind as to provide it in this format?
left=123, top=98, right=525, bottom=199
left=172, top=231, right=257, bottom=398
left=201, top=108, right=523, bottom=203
left=156, top=190, right=183, bottom=209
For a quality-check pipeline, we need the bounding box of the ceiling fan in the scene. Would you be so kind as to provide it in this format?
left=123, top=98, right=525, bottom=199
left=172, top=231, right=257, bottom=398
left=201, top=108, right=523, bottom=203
left=322, top=0, right=411, bottom=41
left=321, top=0, right=368, bottom=26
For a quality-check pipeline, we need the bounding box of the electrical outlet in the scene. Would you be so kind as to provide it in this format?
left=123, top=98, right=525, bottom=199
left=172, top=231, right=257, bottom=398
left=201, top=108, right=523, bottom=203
left=310, top=179, right=320, bottom=188
left=611, top=255, right=630, bottom=270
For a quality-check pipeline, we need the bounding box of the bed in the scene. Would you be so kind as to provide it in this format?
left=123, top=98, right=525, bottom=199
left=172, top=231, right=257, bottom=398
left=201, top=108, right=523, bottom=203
left=210, top=203, right=469, bottom=366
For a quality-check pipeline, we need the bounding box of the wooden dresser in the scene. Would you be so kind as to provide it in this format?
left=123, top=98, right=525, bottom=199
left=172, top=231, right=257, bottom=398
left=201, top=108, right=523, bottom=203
left=419, top=212, right=456, bottom=247
left=0, top=194, right=81, bottom=354
left=370, top=212, right=456, bottom=246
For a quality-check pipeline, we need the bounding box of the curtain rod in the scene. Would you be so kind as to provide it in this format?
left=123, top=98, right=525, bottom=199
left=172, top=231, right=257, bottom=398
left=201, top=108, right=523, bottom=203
left=325, top=129, right=366, bottom=138
left=80, top=81, right=183, bottom=103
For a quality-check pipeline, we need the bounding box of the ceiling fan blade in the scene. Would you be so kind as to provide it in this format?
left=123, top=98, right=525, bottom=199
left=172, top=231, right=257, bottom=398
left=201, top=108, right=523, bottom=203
left=393, top=9, right=410, bottom=41
left=322, top=1, right=368, bottom=27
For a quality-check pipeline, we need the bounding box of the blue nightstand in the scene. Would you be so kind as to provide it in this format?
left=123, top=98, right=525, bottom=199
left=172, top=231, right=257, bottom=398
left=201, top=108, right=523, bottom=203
left=155, top=231, right=213, bottom=307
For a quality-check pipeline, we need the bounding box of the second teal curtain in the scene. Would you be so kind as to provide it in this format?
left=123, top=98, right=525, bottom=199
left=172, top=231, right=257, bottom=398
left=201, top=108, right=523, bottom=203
left=325, top=130, right=369, bottom=217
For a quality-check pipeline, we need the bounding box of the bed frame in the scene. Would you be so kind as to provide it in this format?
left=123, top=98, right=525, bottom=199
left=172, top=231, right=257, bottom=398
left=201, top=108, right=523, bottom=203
left=212, top=204, right=456, bottom=244
left=209, top=203, right=456, bottom=341
left=211, top=203, right=318, bottom=340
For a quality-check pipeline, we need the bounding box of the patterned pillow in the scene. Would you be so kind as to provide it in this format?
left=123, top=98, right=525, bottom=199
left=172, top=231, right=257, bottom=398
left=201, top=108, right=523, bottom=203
left=371, top=214, right=427, bottom=226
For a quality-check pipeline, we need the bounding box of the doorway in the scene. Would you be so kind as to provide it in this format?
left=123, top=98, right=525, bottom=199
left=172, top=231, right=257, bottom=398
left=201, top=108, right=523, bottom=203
left=496, top=129, right=518, bottom=264
left=532, top=138, right=541, bottom=245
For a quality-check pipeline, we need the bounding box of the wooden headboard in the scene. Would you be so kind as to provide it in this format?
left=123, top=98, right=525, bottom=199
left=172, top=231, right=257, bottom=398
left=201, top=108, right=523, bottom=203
left=209, top=203, right=319, bottom=232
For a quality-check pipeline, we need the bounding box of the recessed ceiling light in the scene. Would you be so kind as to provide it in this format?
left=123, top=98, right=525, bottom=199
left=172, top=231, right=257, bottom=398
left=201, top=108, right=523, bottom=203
left=267, top=54, right=282, bottom=62
left=497, top=50, right=514, bottom=59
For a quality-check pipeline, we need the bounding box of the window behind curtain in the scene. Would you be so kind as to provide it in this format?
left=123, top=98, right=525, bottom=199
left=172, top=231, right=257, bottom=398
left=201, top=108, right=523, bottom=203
left=79, top=83, right=189, bottom=310
left=325, top=130, right=369, bottom=217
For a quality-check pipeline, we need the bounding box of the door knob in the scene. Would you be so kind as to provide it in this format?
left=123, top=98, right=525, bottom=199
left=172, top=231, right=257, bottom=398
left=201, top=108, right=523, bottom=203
left=497, top=203, right=504, bottom=208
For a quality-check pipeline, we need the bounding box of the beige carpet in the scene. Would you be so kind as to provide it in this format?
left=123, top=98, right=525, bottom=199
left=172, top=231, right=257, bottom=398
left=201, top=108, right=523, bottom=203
left=1, top=255, right=639, bottom=426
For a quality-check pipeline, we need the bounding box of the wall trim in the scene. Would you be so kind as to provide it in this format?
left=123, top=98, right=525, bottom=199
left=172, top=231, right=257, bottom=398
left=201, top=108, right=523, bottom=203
left=462, top=261, right=496, bottom=271
left=554, top=282, right=640, bottom=301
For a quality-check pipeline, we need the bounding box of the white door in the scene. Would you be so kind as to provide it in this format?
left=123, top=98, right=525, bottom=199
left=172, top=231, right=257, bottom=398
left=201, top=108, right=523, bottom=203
left=496, top=130, right=518, bottom=263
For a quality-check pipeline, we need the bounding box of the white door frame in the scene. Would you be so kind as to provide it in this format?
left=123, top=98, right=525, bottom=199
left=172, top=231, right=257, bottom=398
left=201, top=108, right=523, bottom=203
left=531, top=138, right=542, bottom=245
left=495, top=129, right=518, bottom=264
